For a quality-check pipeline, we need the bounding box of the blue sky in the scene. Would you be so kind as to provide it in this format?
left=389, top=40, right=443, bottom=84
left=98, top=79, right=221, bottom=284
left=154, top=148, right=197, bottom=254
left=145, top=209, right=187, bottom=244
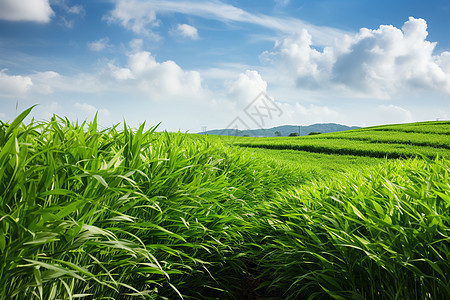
left=0, top=0, right=449, bottom=131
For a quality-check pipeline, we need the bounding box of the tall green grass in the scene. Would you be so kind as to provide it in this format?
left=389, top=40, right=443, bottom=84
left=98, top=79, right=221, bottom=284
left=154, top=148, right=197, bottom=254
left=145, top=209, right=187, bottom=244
left=1, top=108, right=449, bottom=299
left=246, top=158, right=450, bottom=299
left=0, top=108, right=296, bottom=299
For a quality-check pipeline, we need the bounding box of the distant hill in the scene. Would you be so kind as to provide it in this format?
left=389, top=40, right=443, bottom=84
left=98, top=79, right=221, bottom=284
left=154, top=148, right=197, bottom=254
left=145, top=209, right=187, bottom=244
left=200, top=123, right=361, bottom=137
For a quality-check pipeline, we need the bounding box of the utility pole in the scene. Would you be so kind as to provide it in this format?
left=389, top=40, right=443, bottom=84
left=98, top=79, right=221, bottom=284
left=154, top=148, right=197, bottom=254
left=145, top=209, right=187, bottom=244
left=201, top=126, right=207, bottom=135
left=298, top=125, right=301, bottom=136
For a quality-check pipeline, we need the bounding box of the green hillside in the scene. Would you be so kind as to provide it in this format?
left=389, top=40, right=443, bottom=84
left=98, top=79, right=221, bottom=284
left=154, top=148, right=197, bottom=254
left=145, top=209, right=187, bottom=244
left=1, top=110, right=449, bottom=299
left=222, top=121, right=450, bottom=159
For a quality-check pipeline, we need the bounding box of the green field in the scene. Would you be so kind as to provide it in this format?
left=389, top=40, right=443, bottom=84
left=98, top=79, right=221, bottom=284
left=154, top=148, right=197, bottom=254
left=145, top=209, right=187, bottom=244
left=240, top=148, right=384, bottom=180
left=217, top=121, right=450, bottom=159
left=360, top=121, right=450, bottom=135
left=1, top=109, right=449, bottom=299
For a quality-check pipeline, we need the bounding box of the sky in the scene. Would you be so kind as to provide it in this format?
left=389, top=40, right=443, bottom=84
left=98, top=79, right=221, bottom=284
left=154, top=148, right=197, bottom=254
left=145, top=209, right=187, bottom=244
left=0, top=0, right=449, bottom=132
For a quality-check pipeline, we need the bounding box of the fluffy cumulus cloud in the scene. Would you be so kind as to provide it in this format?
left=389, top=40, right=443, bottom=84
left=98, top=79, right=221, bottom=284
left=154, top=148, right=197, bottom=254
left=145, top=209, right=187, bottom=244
left=262, top=29, right=334, bottom=89
left=0, top=69, right=33, bottom=96
left=264, top=17, right=450, bottom=97
left=227, top=70, right=268, bottom=105
left=29, top=71, right=61, bottom=94
left=175, top=24, right=199, bottom=39
left=0, top=68, right=104, bottom=102
left=0, top=0, right=54, bottom=22
left=105, top=0, right=159, bottom=36
left=104, top=51, right=206, bottom=100
left=0, top=50, right=207, bottom=109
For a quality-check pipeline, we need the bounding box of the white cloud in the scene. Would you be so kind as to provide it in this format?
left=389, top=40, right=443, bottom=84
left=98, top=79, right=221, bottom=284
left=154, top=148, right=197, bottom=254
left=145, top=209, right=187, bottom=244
left=88, top=37, right=111, bottom=52
left=0, top=51, right=208, bottom=107
left=103, top=51, right=207, bottom=101
left=437, top=52, right=450, bottom=73
left=74, top=102, right=111, bottom=122
left=175, top=24, right=199, bottom=39
left=0, top=69, right=33, bottom=96
left=105, top=0, right=160, bottom=37
left=107, top=0, right=347, bottom=45
left=261, top=29, right=334, bottom=89
left=75, top=102, right=97, bottom=115
left=34, top=101, right=60, bottom=120
left=1, top=69, right=103, bottom=98
left=29, top=71, right=60, bottom=94
left=51, top=0, right=85, bottom=15
left=129, top=39, right=143, bottom=51
left=0, top=0, right=54, bottom=22
left=50, top=0, right=85, bottom=28
left=66, top=4, right=84, bottom=15
left=260, top=102, right=341, bottom=126
left=107, top=62, right=134, bottom=81
left=227, top=70, right=268, bottom=106
left=263, top=17, right=450, bottom=97
left=293, top=103, right=340, bottom=119
left=201, top=66, right=248, bottom=81
left=377, top=104, right=413, bottom=123
left=59, top=17, right=74, bottom=28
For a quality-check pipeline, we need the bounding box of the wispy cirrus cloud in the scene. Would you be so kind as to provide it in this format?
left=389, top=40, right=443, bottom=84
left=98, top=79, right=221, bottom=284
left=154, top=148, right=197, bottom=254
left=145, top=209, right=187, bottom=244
left=274, top=0, right=290, bottom=7
left=51, top=0, right=85, bottom=15
left=106, top=0, right=348, bottom=45
left=88, top=37, right=112, bottom=52
left=51, top=0, right=86, bottom=28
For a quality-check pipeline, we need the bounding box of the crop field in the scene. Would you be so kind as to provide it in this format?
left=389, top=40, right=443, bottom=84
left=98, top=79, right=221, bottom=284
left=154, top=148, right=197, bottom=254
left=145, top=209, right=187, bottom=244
left=220, top=121, right=450, bottom=160
left=239, top=148, right=384, bottom=180
left=311, top=130, right=450, bottom=149
left=1, top=109, right=449, bottom=299
left=360, top=121, right=450, bottom=135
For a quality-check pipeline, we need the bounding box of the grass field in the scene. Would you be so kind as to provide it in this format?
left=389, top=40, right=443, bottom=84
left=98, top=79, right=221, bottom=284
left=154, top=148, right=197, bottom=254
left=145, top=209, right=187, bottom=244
left=360, top=121, right=450, bottom=135
left=1, top=109, right=449, bottom=299
left=240, top=148, right=384, bottom=180
left=217, top=121, right=450, bottom=160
